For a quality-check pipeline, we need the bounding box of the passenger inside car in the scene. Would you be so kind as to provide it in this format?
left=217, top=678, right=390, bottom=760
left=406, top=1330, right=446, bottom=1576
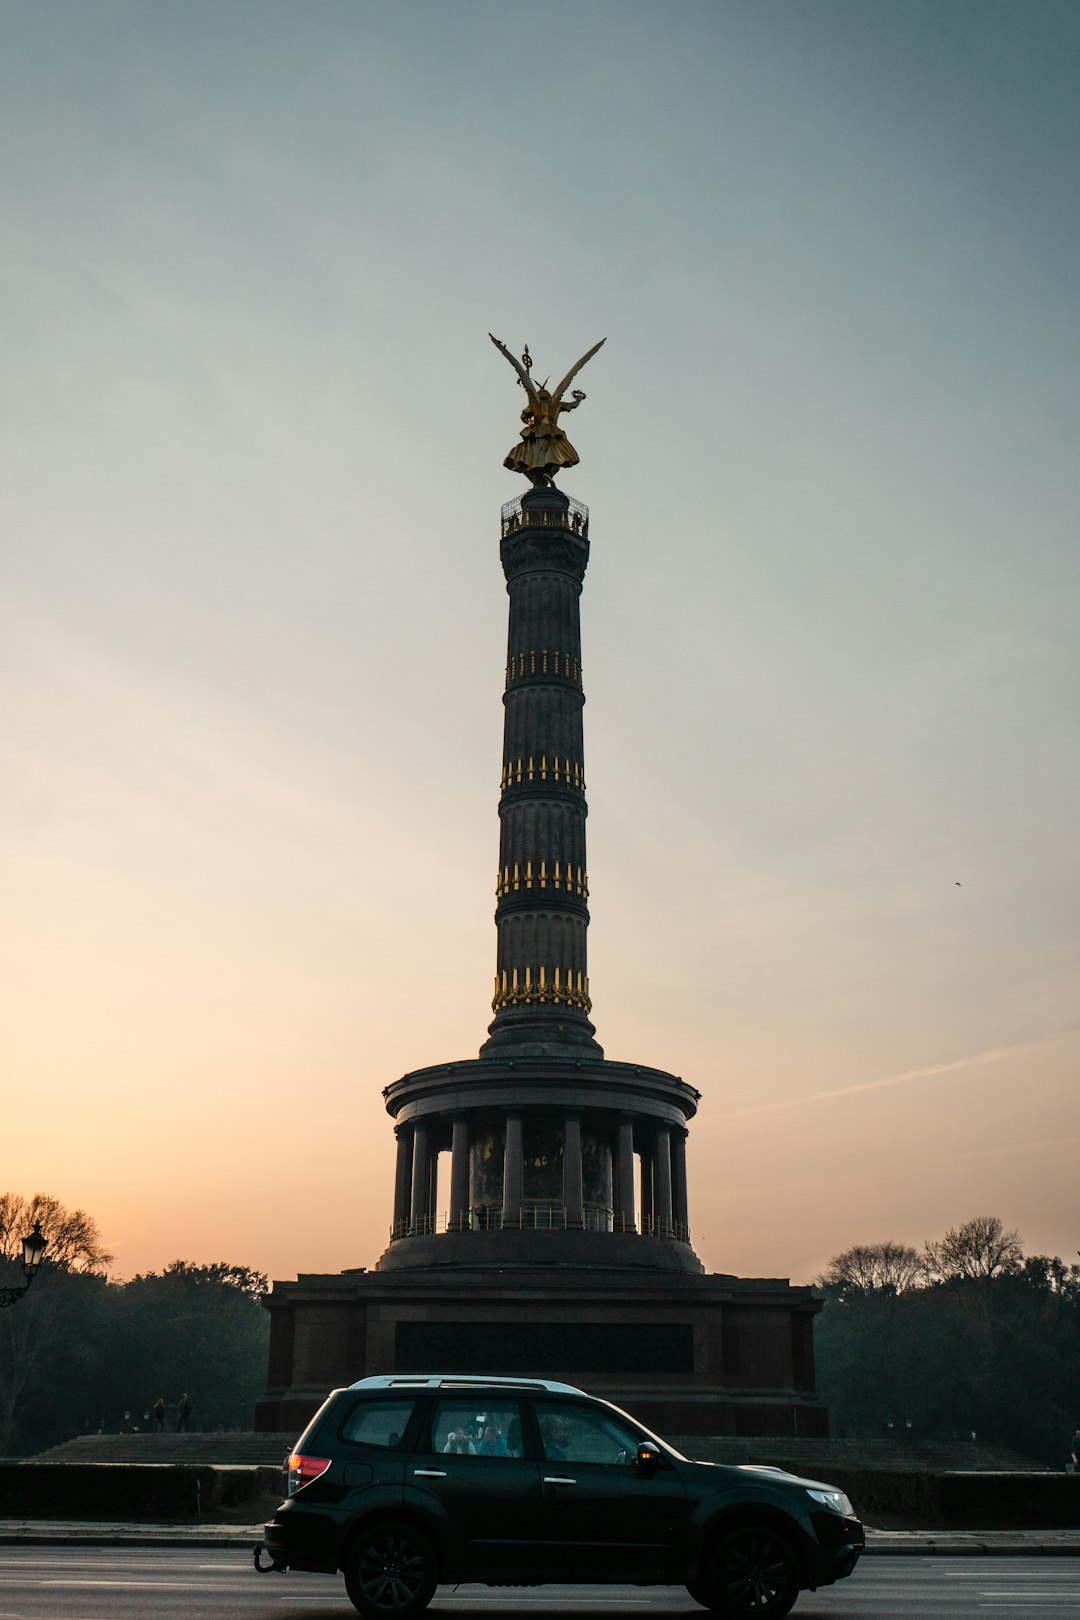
left=538, top=1404, right=638, bottom=1464
left=431, top=1400, right=523, bottom=1457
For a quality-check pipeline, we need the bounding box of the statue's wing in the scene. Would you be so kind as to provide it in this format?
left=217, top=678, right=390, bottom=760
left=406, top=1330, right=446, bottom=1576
left=551, top=338, right=606, bottom=405
left=489, top=333, right=537, bottom=400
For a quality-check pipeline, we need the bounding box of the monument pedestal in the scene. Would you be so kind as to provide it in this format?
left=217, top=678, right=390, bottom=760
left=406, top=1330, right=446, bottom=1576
left=255, top=1262, right=827, bottom=1441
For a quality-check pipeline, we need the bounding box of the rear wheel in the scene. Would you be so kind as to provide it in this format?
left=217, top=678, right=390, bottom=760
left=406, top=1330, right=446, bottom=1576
left=692, top=1524, right=800, bottom=1618
left=343, top=1520, right=438, bottom=1619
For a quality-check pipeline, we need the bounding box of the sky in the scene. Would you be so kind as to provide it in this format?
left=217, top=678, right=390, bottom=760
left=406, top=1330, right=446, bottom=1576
left=3, top=1, right=1078, bottom=1288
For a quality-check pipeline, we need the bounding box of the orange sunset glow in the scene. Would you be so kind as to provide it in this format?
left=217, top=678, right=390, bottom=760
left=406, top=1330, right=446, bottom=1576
left=4, top=3, right=1077, bottom=1290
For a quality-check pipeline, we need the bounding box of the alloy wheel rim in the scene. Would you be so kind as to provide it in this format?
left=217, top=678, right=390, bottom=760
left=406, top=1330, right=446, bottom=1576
left=721, top=1534, right=790, bottom=1610
left=358, top=1535, right=426, bottom=1610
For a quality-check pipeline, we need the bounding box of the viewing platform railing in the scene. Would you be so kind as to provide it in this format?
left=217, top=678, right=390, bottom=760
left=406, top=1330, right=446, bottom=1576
left=501, top=495, right=589, bottom=538
left=390, top=1206, right=691, bottom=1244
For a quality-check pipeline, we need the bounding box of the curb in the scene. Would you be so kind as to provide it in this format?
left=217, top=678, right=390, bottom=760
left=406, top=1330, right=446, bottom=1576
left=862, top=1531, right=1080, bottom=1557
left=0, top=1523, right=263, bottom=1547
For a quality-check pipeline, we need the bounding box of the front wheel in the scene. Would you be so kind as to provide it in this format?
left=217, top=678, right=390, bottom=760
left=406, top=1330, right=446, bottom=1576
left=692, top=1524, right=800, bottom=1618
left=343, top=1520, right=438, bottom=1619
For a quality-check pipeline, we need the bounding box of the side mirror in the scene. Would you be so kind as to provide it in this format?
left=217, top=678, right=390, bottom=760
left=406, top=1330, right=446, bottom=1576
left=635, top=1441, right=666, bottom=1469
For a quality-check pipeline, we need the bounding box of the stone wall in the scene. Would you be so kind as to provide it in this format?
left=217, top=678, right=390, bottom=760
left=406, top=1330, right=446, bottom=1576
left=0, top=1463, right=282, bottom=1523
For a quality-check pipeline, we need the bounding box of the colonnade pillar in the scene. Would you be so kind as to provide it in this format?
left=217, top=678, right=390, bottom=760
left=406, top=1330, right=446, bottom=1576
left=671, top=1129, right=689, bottom=1235
left=615, top=1118, right=636, bottom=1233
left=392, top=1128, right=413, bottom=1237
left=449, top=1118, right=470, bottom=1231
left=639, top=1144, right=654, bottom=1233
left=502, top=1113, right=523, bottom=1228
left=410, top=1124, right=431, bottom=1234
left=654, top=1125, right=673, bottom=1235
left=563, top=1115, right=583, bottom=1227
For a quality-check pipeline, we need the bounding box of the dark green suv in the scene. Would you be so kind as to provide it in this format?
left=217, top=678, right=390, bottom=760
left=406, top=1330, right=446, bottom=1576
left=257, top=1374, right=863, bottom=1618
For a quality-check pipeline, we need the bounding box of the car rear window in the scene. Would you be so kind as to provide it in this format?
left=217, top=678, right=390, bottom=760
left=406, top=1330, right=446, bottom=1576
left=340, top=1398, right=417, bottom=1448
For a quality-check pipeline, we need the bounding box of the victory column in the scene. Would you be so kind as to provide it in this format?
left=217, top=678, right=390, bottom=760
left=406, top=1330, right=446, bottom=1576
left=257, top=340, right=826, bottom=1441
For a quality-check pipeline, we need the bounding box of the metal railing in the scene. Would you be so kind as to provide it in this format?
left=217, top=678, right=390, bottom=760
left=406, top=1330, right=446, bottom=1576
left=500, top=496, right=589, bottom=539
left=639, top=1214, right=693, bottom=1242
left=390, top=1206, right=691, bottom=1244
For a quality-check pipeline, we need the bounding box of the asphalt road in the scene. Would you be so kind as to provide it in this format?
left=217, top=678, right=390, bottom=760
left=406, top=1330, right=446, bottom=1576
left=0, top=1548, right=1077, bottom=1618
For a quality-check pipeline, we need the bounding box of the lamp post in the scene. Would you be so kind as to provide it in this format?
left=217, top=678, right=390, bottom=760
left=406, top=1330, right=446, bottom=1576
left=0, top=1222, right=48, bottom=1308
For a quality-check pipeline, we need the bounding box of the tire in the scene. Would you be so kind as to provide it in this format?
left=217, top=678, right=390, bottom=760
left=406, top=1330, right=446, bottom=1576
left=693, top=1524, right=800, bottom=1618
left=343, top=1520, right=438, bottom=1619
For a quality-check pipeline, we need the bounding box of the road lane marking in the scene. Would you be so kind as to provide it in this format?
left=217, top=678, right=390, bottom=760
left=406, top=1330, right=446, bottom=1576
left=945, top=1570, right=1076, bottom=1578
left=42, top=1578, right=243, bottom=1589
left=0, top=1558, right=208, bottom=1567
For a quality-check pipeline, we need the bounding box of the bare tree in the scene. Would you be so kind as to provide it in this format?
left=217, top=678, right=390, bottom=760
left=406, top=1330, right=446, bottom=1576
left=816, top=1241, right=924, bottom=1298
left=923, top=1215, right=1022, bottom=1281
left=0, top=1192, right=113, bottom=1273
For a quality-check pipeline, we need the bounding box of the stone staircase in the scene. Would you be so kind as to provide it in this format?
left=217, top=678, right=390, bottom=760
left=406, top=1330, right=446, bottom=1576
left=31, top=1432, right=295, bottom=1467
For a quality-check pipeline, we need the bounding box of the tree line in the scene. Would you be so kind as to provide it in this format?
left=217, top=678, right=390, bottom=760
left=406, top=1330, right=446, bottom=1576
left=0, top=1193, right=268, bottom=1455
left=813, top=1215, right=1080, bottom=1468
left=4, top=1195, right=1077, bottom=1466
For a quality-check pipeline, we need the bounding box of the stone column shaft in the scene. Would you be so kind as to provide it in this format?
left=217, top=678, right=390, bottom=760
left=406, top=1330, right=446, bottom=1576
left=449, top=1118, right=470, bottom=1231
left=502, top=1113, right=523, bottom=1228
left=640, top=1146, right=655, bottom=1233
left=564, top=1115, right=583, bottom=1227
left=410, top=1124, right=431, bottom=1233
left=654, top=1126, right=673, bottom=1234
left=392, top=1128, right=413, bottom=1237
left=484, top=486, right=600, bottom=1055
left=616, top=1119, right=636, bottom=1234
left=671, top=1130, right=689, bottom=1233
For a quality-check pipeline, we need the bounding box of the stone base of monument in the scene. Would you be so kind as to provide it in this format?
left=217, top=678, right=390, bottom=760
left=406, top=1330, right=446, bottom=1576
left=254, top=1262, right=827, bottom=1441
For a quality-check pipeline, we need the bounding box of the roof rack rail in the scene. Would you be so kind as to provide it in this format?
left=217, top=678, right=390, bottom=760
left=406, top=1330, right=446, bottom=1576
left=346, top=1373, right=586, bottom=1396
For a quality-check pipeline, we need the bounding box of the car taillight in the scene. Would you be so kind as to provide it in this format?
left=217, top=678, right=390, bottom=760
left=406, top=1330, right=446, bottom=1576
left=287, top=1452, right=332, bottom=1494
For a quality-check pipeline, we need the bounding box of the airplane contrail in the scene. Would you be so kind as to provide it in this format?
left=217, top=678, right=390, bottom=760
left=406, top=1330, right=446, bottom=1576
left=715, top=1039, right=1051, bottom=1122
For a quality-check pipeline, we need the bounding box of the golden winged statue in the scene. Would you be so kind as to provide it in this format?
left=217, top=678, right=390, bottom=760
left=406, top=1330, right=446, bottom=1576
left=489, top=334, right=606, bottom=486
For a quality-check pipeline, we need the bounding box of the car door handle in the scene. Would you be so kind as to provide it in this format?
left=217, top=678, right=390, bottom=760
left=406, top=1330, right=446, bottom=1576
left=543, top=1475, right=577, bottom=1485
left=413, top=1469, right=447, bottom=1478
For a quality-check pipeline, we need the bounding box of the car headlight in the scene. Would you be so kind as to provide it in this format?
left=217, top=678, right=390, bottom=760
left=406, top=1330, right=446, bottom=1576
left=807, top=1487, right=854, bottom=1516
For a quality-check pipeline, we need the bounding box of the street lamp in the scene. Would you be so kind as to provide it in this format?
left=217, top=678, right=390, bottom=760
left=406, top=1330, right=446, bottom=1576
left=0, top=1221, right=48, bottom=1308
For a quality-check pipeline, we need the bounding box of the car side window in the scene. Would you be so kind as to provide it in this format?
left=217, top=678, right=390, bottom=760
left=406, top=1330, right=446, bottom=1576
left=536, top=1402, right=640, bottom=1466
left=429, top=1399, right=525, bottom=1459
left=340, top=1398, right=416, bottom=1448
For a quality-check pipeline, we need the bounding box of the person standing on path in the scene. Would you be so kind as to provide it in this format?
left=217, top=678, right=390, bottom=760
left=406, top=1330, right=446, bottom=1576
left=176, top=1393, right=191, bottom=1432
